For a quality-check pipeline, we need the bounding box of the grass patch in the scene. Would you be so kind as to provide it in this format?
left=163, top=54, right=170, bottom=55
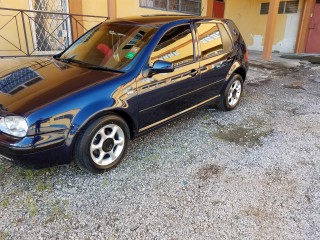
left=0, top=231, right=9, bottom=240
left=102, top=178, right=109, bottom=186
left=46, top=200, right=70, bottom=223
left=211, top=200, right=224, bottom=206
left=35, top=181, right=51, bottom=192
left=146, top=153, right=159, bottom=161
left=0, top=197, right=9, bottom=208
left=26, top=193, right=38, bottom=217
left=16, top=168, right=57, bottom=181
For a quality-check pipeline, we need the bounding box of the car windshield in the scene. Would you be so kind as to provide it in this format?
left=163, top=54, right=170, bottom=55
left=59, top=23, right=157, bottom=72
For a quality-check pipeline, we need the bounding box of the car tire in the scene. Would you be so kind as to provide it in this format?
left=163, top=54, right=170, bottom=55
left=217, top=74, right=243, bottom=111
left=75, top=115, right=130, bottom=173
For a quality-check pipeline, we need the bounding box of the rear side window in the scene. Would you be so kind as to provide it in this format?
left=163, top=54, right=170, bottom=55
left=150, top=24, right=195, bottom=67
left=225, top=20, right=239, bottom=41
left=196, top=21, right=232, bottom=59
left=218, top=24, right=233, bottom=52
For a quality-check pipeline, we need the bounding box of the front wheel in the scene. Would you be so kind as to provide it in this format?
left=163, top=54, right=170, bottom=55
left=75, top=115, right=130, bottom=173
left=217, top=74, right=243, bottom=111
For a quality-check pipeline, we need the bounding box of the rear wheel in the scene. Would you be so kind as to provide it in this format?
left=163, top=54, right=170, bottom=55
left=75, top=115, right=129, bottom=173
left=217, top=74, right=243, bottom=111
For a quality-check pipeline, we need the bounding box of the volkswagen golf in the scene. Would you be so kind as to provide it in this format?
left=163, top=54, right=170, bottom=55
left=0, top=15, right=248, bottom=173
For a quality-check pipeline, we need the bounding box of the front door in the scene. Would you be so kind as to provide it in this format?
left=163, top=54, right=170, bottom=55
left=137, top=24, right=201, bottom=130
left=306, top=1, right=320, bottom=53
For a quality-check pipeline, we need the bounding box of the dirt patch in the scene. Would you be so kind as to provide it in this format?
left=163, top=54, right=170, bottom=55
left=247, top=78, right=272, bottom=87
left=283, top=82, right=306, bottom=90
left=214, top=126, right=273, bottom=147
left=197, top=164, right=224, bottom=181
left=303, top=56, right=320, bottom=64
left=249, top=61, right=300, bottom=76
left=212, top=116, right=273, bottom=147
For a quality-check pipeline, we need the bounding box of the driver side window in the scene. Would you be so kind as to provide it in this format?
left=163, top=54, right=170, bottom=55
left=150, top=24, right=195, bottom=68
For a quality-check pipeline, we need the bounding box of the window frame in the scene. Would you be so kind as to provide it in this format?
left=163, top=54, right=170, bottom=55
left=148, top=23, right=197, bottom=69
left=139, top=0, right=202, bottom=15
left=278, top=1, right=299, bottom=14
left=260, top=2, right=270, bottom=15
left=195, top=21, right=233, bottom=61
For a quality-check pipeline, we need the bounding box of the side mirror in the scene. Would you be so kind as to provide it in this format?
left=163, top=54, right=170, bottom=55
left=144, top=60, right=174, bottom=77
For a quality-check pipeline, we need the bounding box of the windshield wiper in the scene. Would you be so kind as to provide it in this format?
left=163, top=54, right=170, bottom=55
left=56, top=58, right=87, bottom=65
left=54, top=57, right=124, bottom=73
left=88, top=65, right=125, bottom=73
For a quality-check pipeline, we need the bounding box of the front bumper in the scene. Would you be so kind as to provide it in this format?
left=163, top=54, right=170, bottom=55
left=0, top=130, right=71, bottom=168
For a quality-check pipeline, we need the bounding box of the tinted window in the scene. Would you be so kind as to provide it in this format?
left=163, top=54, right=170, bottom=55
left=225, top=20, right=239, bottom=40
left=150, top=24, right=194, bottom=67
left=61, top=23, right=157, bottom=72
left=217, top=23, right=233, bottom=52
left=196, top=22, right=223, bottom=58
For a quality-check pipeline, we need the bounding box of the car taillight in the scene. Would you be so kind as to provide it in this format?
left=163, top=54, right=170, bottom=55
left=245, top=50, right=249, bottom=62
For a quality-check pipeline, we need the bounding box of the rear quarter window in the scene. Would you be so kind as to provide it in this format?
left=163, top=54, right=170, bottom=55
left=224, top=20, right=240, bottom=41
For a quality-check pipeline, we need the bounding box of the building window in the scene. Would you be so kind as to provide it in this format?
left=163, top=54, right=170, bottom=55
left=278, top=1, right=299, bottom=14
left=260, top=2, right=270, bottom=15
left=260, top=1, right=299, bottom=15
left=140, top=0, right=202, bottom=15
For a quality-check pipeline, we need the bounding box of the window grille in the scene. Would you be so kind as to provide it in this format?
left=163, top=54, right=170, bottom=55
left=260, top=1, right=299, bottom=15
left=260, top=3, right=270, bottom=15
left=140, top=0, right=202, bottom=15
left=280, top=1, right=299, bottom=14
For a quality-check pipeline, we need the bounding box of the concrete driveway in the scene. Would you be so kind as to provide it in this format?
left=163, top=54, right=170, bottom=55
left=0, top=54, right=320, bottom=239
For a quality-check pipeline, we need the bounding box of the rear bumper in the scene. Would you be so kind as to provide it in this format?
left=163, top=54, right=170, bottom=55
left=0, top=131, right=72, bottom=168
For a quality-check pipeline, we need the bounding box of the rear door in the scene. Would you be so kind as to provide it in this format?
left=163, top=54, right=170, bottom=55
left=137, top=23, right=201, bottom=130
left=195, top=20, right=234, bottom=100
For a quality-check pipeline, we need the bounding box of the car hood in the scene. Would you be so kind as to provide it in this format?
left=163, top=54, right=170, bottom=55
left=0, top=58, right=124, bottom=115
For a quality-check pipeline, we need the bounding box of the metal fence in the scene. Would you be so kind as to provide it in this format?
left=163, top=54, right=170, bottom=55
left=0, top=7, right=108, bottom=57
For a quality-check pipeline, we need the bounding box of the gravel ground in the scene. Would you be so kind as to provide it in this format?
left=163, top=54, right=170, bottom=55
left=0, top=57, right=320, bottom=239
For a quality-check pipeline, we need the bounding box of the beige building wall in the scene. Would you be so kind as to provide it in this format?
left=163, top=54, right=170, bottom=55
left=0, top=1, right=32, bottom=56
left=224, top=0, right=304, bottom=53
left=69, top=0, right=109, bottom=37
left=0, top=0, right=29, bottom=9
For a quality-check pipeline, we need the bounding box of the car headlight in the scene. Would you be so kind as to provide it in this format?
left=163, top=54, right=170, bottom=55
left=0, top=116, right=28, bottom=137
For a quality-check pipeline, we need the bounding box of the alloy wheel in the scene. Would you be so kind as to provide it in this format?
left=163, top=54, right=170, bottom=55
left=90, top=124, right=125, bottom=166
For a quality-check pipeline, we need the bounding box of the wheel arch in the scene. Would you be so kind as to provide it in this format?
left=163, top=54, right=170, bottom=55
left=220, top=65, right=246, bottom=96
left=233, top=67, right=247, bottom=82
left=68, top=109, right=137, bottom=156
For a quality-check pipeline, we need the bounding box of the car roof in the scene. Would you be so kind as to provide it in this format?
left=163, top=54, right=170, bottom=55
left=107, top=15, right=221, bottom=27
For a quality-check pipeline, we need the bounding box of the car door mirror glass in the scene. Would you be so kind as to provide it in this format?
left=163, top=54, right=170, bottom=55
left=153, top=60, right=174, bottom=72
left=144, top=60, right=174, bottom=77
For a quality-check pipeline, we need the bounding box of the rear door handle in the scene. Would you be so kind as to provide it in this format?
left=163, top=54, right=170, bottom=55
left=190, top=69, right=198, bottom=77
left=226, top=57, right=233, bottom=63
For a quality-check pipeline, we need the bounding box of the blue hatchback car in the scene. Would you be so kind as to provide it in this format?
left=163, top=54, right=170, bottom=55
left=0, top=15, right=248, bottom=173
